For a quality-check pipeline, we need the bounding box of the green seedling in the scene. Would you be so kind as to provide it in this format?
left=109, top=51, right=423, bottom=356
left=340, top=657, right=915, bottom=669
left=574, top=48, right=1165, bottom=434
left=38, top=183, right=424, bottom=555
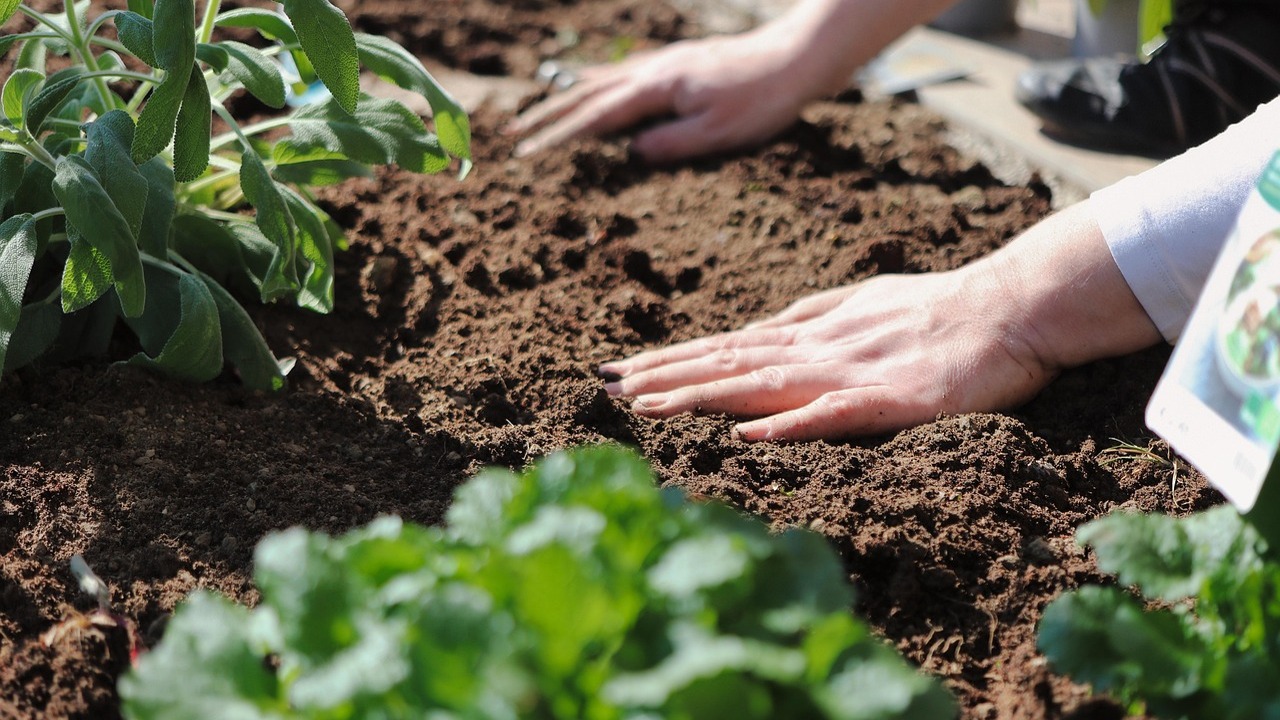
left=0, top=0, right=470, bottom=390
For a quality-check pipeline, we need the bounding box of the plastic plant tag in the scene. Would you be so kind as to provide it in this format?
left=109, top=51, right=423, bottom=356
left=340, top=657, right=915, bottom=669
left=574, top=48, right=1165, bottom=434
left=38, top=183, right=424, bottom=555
left=1147, top=150, right=1280, bottom=511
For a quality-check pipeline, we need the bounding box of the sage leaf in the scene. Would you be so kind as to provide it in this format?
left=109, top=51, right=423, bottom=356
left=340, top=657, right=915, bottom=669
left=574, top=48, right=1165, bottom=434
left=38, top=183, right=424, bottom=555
left=123, top=263, right=222, bottom=382
left=84, top=110, right=148, bottom=237
left=280, top=0, right=359, bottom=114
left=198, top=41, right=286, bottom=109
left=0, top=0, right=20, bottom=27
left=2, top=69, right=42, bottom=128
left=173, top=66, right=211, bottom=182
left=239, top=150, right=298, bottom=300
left=0, top=152, right=24, bottom=210
left=61, top=229, right=114, bottom=313
left=151, top=0, right=195, bottom=72
left=278, top=95, right=448, bottom=174
left=355, top=33, right=471, bottom=167
left=214, top=8, right=298, bottom=45
left=25, top=68, right=84, bottom=135
left=114, top=11, right=158, bottom=68
left=52, top=155, right=145, bottom=317
left=171, top=214, right=271, bottom=299
left=196, top=270, right=288, bottom=392
left=0, top=214, right=38, bottom=370
left=138, top=159, right=176, bottom=257
left=127, top=0, right=154, bottom=19
left=281, top=188, right=334, bottom=313
left=132, top=0, right=196, bottom=164
left=3, top=299, right=61, bottom=371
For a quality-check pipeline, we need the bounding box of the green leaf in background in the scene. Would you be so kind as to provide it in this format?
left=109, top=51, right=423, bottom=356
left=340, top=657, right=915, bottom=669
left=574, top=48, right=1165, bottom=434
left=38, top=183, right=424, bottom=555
left=0, top=215, right=38, bottom=371
left=137, top=159, right=176, bottom=258
left=52, top=156, right=145, bottom=317
left=127, top=0, right=154, bottom=19
left=171, top=214, right=272, bottom=299
left=114, top=12, right=158, bottom=68
left=118, top=591, right=285, bottom=719
left=271, top=155, right=372, bottom=187
left=1139, top=0, right=1173, bottom=50
left=3, top=298, right=62, bottom=372
left=281, top=0, right=359, bottom=115
left=15, top=36, right=46, bottom=74
left=354, top=33, right=471, bottom=170
left=195, top=270, right=288, bottom=392
left=280, top=188, right=334, bottom=312
left=84, top=111, right=148, bottom=237
left=239, top=150, right=298, bottom=300
left=2, top=69, right=42, bottom=128
left=279, top=95, right=448, bottom=174
left=123, top=263, right=223, bottom=382
left=213, top=8, right=298, bottom=45
left=0, top=0, right=20, bottom=26
left=24, top=68, right=84, bottom=135
left=173, top=66, right=211, bottom=182
left=197, top=41, right=286, bottom=109
left=0, top=152, right=23, bottom=211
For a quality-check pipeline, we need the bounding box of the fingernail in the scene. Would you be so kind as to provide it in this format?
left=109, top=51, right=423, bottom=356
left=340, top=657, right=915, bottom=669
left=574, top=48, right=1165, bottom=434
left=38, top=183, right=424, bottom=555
left=632, top=395, right=667, bottom=411
left=603, top=382, right=623, bottom=397
left=513, top=141, right=535, bottom=158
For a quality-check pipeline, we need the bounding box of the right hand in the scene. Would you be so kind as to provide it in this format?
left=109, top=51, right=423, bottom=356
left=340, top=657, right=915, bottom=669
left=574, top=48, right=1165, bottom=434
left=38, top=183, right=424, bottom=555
left=505, top=29, right=836, bottom=163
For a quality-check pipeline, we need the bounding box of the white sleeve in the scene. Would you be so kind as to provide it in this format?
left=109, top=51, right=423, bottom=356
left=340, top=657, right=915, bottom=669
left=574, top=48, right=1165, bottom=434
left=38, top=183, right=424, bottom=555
left=1091, top=97, right=1280, bottom=343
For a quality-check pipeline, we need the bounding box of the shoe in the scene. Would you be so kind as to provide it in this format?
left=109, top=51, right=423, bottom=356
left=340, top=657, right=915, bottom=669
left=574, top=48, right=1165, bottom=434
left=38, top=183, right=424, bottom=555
left=1015, top=0, right=1280, bottom=157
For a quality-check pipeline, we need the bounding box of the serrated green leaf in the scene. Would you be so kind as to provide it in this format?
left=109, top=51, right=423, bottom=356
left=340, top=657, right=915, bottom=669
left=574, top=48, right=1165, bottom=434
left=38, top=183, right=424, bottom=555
left=195, top=270, right=287, bottom=392
left=200, top=40, right=286, bottom=109
left=61, top=229, right=114, bottom=313
left=354, top=33, right=471, bottom=164
left=138, top=159, right=175, bottom=257
left=3, top=69, right=42, bottom=128
left=0, top=0, right=20, bottom=27
left=84, top=111, right=148, bottom=237
left=279, top=188, right=333, bottom=312
left=122, top=263, right=223, bottom=382
left=114, top=12, right=158, bottom=68
left=52, top=155, right=145, bottom=317
left=25, top=69, right=84, bottom=135
left=133, top=70, right=185, bottom=163
left=279, top=95, right=448, bottom=174
left=214, top=8, right=298, bottom=45
left=173, top=65, right=210, bottom=182
left=239, top=150, right=297, bottom=299
left=132, top=0, right=196, bottom=164
left=0, top=214, right=38, bottom=371
left=119, top=591, right=285, bottom=719
left=152, top=0, right=195, bottom=72
left=280, top=0, right=359, bottom=114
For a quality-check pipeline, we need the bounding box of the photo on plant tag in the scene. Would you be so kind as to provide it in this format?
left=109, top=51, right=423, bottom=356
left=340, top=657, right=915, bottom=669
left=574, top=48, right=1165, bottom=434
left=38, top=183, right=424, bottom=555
left=1148, top=151, right=1280, bottom=510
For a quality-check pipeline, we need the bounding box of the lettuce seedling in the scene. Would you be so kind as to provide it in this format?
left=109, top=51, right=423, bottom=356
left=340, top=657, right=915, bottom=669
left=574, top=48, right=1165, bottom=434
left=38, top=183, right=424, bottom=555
left=0, top=0, right=470, bottom=389
left=120, top=445, right=956, bottom=719
left=1038, top=506, right=1280, bottom=718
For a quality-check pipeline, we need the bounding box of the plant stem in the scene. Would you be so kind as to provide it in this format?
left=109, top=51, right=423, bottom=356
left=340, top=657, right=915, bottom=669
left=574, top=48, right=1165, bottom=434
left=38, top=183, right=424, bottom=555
left=31, top=207, right=66, bottom=223
left=63, top=1, right=121, bottom=113
left=210, top=117, right=289, bottom=151
left=81, top=69, right=160, bottom=85
left=211, top=102, right=257, bottom=153
left=186, top=206, right=255, bottom=224
left=198, top=0, right=222, bottom=45
left=1, top=139, right=58, bottom=171
left=182, top=167, right=239, bottom=196
left=17, top=6, right=76, bottom=46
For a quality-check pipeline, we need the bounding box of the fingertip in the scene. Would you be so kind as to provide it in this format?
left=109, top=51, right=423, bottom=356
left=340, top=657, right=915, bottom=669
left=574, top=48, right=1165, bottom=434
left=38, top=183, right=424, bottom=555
left=513, top=140, right=537, bottom=158
left=732, top=420, right=771, bottom=442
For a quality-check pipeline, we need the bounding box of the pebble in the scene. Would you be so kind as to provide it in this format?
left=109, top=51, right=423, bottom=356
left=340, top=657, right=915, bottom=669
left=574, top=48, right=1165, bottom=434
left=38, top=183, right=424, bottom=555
left=246, top=498, right=257, bottom=512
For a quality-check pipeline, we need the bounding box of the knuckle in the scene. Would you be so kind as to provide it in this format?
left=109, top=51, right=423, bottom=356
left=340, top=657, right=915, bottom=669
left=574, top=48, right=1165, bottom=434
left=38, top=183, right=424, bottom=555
left=813, top=390, right=859, bottom=418
left=711, top=348, right=740, bottom=371
left=746, top=366, right=788, bottom=392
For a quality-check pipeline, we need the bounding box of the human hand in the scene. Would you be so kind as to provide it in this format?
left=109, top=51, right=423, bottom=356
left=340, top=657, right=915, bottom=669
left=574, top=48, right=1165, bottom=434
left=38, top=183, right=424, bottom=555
left=597, top=269, right=1057, bottom=441
left=505, top=29, right=833, bottom=163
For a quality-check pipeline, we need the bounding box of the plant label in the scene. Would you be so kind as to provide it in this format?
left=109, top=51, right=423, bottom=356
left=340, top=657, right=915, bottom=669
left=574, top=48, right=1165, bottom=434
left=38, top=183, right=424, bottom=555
left=1148, top=150, right=1280, bottom=511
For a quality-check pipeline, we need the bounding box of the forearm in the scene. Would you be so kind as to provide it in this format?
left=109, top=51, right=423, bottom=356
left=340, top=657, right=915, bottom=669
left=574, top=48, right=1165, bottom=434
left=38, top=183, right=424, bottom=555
left=760, top=0, right=961, bottom=97
left=971, top=200, right=1163, bottom=371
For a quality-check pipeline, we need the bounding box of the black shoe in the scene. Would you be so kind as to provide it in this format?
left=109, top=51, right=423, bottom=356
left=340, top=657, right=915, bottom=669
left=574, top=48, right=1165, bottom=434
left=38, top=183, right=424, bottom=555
left=1015, top=0, right=1280, bottom=157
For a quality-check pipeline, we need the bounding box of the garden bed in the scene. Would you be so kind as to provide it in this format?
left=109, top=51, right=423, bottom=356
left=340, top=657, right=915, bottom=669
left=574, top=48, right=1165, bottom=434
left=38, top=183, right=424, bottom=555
left=0, top=0, right=1222, bottom=718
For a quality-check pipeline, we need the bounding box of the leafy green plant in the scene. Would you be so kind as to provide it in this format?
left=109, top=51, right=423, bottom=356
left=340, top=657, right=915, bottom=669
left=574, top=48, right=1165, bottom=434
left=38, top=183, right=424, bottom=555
left=120, top=445, right=955, bottom=719
left=1086, top=0, right=1172, bottom=52
left=0, top=0, right=469, bottom=389
left=1038, top=506, right=1280, bottom=719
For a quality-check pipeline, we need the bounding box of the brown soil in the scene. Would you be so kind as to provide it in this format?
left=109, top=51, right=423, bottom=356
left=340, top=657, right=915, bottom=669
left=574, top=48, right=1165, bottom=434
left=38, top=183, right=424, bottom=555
left=1, top=1, right=1222, bottom=719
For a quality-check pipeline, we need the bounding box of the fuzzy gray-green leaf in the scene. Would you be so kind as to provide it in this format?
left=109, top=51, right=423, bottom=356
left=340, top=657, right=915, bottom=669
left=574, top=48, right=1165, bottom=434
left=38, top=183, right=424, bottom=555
left=355, top=33, right=471, bottom=165
left=61, top=229, right=114, bottom=314
left=214, top=8, right=298, bottom=45
left=281, top=0, right=359, bottom=114
left=52, top=156, right=145, bottom=317
left=281, top=188, right=334, bottom=313
left=173, top=66, right=211, bottom=182
left=151, top=0, right=195, bottom=72
left=0, top=214, right=38, bottom=371
left=200, top=40, right=286, bottom=109
left=239, top=150, right=297, bottom=299
left=278, top=95, right=448, bottom=174
left=196, top=270, right=287, bottom=392
left=123, top=264, right=223, bottom=383
left=25, top=68, right=83, bottom=135
left=114, top=11, right=158, bottom=68
left=0, top=0, right=21, bottom=26
left=85, top=111, right=148, bottom=237
left=3, top=69, right=42, bottom=128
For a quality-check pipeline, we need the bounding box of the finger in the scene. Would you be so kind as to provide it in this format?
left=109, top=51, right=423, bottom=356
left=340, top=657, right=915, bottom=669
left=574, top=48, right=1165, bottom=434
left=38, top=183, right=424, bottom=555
left=504, top=77, right=614, bottom=136
left=599, top=326, right=798, bottom=377
left=515, top=80, right=674, bottom=158
left=745, top=286, right=855, bottom=329
left=629, top=362, right=845, bottom=418
left=631, top=111, right=727, bottom=164
left=605, top=345, right=802, bottom=397
left=733, top=387, right=923, bottom=442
